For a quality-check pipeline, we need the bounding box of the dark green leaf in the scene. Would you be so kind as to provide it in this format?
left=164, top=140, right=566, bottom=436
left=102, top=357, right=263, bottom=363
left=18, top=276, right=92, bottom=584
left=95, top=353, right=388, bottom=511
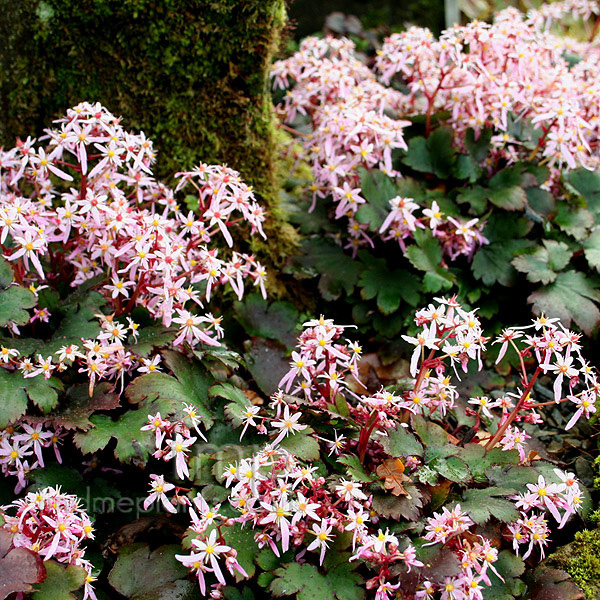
left=528, top=270, right=600, bottom=335
left=405, top=230, right=456, bottom=292
left=107, top=544, right=192, bottom=600
left=567, top=168, right=600, bottom=214
left=380, top=425, right=424, bottom=457
left=244, top=338, right=289, bottom=396
left=269, top=561, right=364, bottom=600
left=24, top=376, right=63, bottom=413
left=488, top=186, right=527, bottom=211
left=358, top=254, right=420, bottom=314
left=356, top=169, right=398, bottom=231
left=435, top=456, right=471, bottom=483
left=126, top=352, right=213, bottom=427
left=128, top=325, right=177, bottom=358
left=0, top=286, right=36, bottom=327
left=526, top=187, right=556, bottom=217
left=583, top=230, right=600, bottom=271
left=294, top=238, right=361, bottom=300
left=337, top=455, right=375, bottom=483
left=32, top=561, right=86, bottom=600
left=461, top=487, right=520, bottom=524
left=221, top=525, right=259, bottom=580
left=456, top=186, right=488, bottom=215
left=472, top=215, right=533, bottom=286
left=0, top=257, right=14, bottom=288
left=512, top=240, right=572, bottom=284
left=412, top=414, right=448, bottom=447
left=280, top=431, right=320, bottom=461
left=555, top=203, right=593, bottom=240
left=454, top=154, right=483, bottom=182
left=465, top=127, right=493, bottom=162
left=234, top=294, right=299, bottom=349
left=0, top=370, right=29, bottom=427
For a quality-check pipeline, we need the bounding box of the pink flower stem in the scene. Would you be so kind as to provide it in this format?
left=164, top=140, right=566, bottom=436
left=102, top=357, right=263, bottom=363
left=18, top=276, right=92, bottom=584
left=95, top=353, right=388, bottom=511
left=485, top=366, right=541, bottom=451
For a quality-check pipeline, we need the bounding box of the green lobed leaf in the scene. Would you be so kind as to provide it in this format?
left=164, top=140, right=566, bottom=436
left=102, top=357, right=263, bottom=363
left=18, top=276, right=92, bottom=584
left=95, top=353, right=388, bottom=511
left=357, top=254, right=420, bottom=314
left=234, top=294, right=299, bottom=350
left=32, top=561, right=86, bottom=600
left=482, top=551, right=526, bottom=600
left=380, top=425, right=424, bottom=458
left=412, top=414, right=448, bottom=447
left=279, top=431, right=320, bottom=461
left=528, top=270, right=600, bottom=335
left=583, top=229, right=600, bottom=271
left=485, top=465, right=540, bottom=490
left=0, top=256, right=14, bottom=288
left=128, top=325, right=178, bottom=358
left=435, top=456, right=471, bottom=483
left=73, top=393, right=174, bottom=463
left=405, top=230, right=456, bottom=292
left=458, top=445, right=519, bottom=482
left=355, top=168, right=399, bottom=231
left=555, top=203, right=594, bottom=240
left=337, top=455, right=376, bottom=483
left=244, top=337, right=289, bottom=396
left=33, top=382, right=119, bottom=431
left=402, top=127, right=456, bottom=179
left=512, top=240, right=572, bottom=284
left=460, top=487, right=521, bottom=524
left=472, top=214, right=533, bottom=286
left=294, top=238, right=361, bottom=300
left=107, top=544, right=192, bottom=600
left=454, top=154, right=483, bottom=182
left=221, top=525, right=259, bottom=580
left=371, top=484, right=426, bottom=521
left=465, top=127, right=493, bottom=162
left=426, top=126, right=457, bottom=178
left=526, top=187, right=556, bottom=217
left=566, top=168, right=600, bottom=215
left=488, top=186, right=527, bottom=211
left=24, top=376, right=63, bottom=413
left=126, top=358, right=213, bottom=427
left=209, top=383, right=248, bottom=407
left=0, top=369, right=29, bottom=427
left=0, top=286, right=37, bottom=327
left=73, top=414, right=114, bottom=455
left=456, top=186, right=488, bottom=215
left=269, top=561, right=364, bottom=600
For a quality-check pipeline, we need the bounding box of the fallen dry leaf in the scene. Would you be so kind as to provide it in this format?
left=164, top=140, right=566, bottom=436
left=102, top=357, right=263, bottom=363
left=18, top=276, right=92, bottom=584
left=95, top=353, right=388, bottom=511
left=377, top=458, right=411, bottom=496
left=244, top=389, right=264, bottom=406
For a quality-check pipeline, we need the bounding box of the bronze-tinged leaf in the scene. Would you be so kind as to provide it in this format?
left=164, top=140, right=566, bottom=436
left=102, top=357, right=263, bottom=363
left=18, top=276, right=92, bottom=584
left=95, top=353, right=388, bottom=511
left=0, top=529, right=45, bottom=599
left=527, top=566, right=584, bottom=600
left=26, top=382, right=120, bottom=431
left=376, top=458, right=411, bottom=496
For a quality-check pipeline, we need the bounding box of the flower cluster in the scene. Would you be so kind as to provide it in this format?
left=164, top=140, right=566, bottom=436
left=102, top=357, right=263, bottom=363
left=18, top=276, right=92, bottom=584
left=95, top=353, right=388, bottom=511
left=0, top=422, right=64, bottom=493
left=0, top=101, right=266, bottom=335
left=272, top=38, right=487, bottom=257
left=375, top=0, right=600, bottom=170
left=142, top=403, right=207, bottom=480
left=1, top=486, right=96, bottom=599
left=0, top=103, right=268, bottom=487
left=511, top=471, right=584, bottom=556
left=150, top=297, right=589, bottom=598
left=176, top=444, right=422, bottom=598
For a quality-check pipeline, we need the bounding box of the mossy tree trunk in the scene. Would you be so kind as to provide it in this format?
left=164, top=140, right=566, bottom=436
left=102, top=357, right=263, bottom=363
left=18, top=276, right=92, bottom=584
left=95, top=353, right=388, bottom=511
left=0, top=0, right=296, bottom=271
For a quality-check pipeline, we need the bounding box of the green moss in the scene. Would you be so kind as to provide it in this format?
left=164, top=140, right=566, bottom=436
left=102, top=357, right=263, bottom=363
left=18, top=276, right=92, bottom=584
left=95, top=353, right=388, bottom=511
left=0, top=0, right=297, bottom=270
left=548, top=529, right=600, bottom=600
